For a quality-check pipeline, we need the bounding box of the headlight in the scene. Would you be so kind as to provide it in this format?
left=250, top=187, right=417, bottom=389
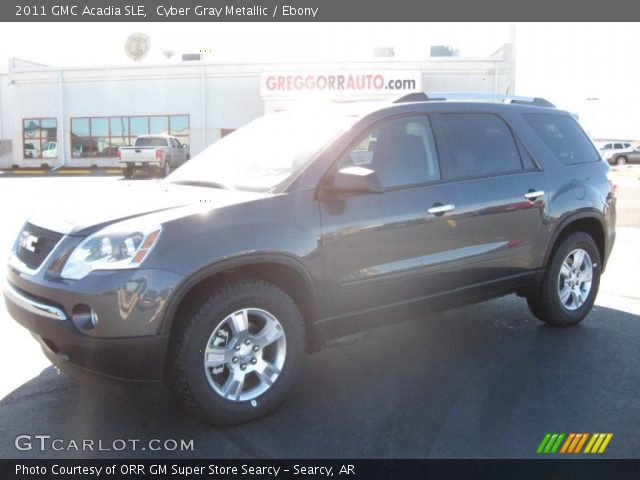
left=61, top=223, right=162, bottom=280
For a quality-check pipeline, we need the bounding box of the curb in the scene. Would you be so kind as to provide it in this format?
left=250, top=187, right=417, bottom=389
left=0, top=168, right=123, bottom=177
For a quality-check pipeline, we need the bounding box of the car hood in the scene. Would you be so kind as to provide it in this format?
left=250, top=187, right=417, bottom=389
left=27, top=181, right=268, bottom=236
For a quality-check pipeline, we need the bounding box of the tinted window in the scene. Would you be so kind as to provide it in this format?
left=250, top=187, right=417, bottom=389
left=339, top=115, right=440, bottom=188
left=523, top=113, right=600, bottom=164
left=432, top=113, right=522, bottom=179
left=614, top=143, right=623, bottom=149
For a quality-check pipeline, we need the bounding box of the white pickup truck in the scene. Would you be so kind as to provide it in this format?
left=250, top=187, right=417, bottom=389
left=117, top=135, right=190, bottom=178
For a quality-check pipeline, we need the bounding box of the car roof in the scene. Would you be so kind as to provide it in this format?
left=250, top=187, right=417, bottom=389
left=135, top=134, right=175, bottom=138
left=361, top=101, right=570, bottom=126
left=309, top=92, right=567, bottom=123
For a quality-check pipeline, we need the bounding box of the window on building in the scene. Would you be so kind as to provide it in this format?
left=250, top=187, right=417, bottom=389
left=23, top=118, right=57, bottom=159
left=70, top=115, right=190, bottom=158
left=432, top=113, right=523, bottom=179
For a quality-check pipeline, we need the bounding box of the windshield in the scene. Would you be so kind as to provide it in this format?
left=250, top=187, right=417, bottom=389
left=168, top=110, right=356, bottom=191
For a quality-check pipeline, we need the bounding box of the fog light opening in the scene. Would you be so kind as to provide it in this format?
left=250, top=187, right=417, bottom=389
left=71, top=304, right=99, bottom=331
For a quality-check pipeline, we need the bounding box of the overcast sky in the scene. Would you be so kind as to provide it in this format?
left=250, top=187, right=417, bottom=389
left=0, top=22, right=638, bottom=138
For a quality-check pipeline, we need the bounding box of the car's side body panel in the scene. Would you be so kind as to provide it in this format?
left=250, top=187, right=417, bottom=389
left=3, top=99, right=617, bottom=382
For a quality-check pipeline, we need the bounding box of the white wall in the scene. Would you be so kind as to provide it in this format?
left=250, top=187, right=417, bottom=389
left=0, top=71, right=13, bottom=168
left=3, top=48, right=514, bottom=168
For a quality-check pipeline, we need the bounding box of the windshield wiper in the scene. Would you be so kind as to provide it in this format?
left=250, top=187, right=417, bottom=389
left=170, top=180, right=232, bottom=190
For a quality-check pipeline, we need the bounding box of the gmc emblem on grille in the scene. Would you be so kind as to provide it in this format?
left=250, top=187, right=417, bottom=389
left=19, top=231, right=39, bottom=252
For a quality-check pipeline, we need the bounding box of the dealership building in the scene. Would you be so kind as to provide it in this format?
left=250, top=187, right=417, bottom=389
left=0, top=44, right=515, bottom=169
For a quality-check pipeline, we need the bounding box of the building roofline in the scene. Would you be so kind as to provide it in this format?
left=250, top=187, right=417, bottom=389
left=7, top=51, right=511, bottom=75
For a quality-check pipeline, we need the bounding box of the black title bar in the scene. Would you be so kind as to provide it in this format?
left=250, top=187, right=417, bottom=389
left=4, top=0, right=640, bottom=21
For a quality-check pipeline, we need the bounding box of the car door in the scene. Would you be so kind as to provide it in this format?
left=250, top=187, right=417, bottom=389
left=167, top=138, right=177, bottom=166
left=429, top=112, right=547, bottom=288
left=319, top=114, right=461, bottom=319
left=174, top=138, right=186, bottom=164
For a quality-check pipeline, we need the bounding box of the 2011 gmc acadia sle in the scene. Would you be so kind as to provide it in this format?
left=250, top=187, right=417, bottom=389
left=3, top=93, right=616, bottom=424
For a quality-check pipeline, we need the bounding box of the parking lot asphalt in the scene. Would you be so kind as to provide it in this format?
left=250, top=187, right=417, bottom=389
left=0, top=172, right=638, bottom=459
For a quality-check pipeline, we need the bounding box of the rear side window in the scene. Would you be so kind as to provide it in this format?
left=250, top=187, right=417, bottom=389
left=135, top=137, right=168, bottom=147
left=523, top=113, right=600, bottom=164
left=432, top=113, right=523, bottom=180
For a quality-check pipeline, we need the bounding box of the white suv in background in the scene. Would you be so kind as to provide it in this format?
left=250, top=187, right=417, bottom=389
left=598, top=141, right=632, bottom=161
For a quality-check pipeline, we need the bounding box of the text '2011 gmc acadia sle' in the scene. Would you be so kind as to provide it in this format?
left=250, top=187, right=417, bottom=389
left=4, top=93, right=616, bottom=424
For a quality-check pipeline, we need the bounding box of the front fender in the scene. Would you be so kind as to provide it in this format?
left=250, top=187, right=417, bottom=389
left=157, top=252, right=320, bottom=336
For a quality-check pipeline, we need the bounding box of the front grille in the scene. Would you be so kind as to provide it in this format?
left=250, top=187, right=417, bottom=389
left=15, top=222, right=64, bottom=270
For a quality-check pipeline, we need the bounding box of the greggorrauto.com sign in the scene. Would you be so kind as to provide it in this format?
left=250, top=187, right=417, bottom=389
left=260, top=70, right=422, bottom=98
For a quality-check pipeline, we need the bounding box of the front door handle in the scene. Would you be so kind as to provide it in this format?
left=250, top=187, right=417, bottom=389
left=524, top=190, right=545, bottom=200
left=427, top=204, right=456, bottom=215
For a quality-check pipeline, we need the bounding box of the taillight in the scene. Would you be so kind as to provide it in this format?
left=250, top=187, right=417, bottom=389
left=155, top=149, right=162, bottom=160
left=117, top=149, right=121, bottom=160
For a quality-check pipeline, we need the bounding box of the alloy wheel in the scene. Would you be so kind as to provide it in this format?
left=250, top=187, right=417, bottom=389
left=203, top=308, right=286, bottom=402
left=557, top=248, right=593, bottom=311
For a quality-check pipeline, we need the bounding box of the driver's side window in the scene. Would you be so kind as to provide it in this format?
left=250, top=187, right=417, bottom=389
left=338, top=115, right=440, bottom=189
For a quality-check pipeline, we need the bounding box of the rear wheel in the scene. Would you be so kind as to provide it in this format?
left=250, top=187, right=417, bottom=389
left=616, top=156, right=627, bottom=166
left=123, top=166, right=134, bottom=179
left=527, top=231, right=601, bottom=326
left=167, top=280, right=305, bottom=424
left=161, top=161, right=171, bottom=178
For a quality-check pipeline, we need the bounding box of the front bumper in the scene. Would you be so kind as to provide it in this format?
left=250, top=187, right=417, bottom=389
left=3, top=265, right=184, bottom=382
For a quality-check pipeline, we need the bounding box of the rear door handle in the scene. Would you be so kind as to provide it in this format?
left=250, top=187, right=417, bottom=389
left=427, top=204, right=456, bottom=215
left=524, top=190, right=545, bottom=200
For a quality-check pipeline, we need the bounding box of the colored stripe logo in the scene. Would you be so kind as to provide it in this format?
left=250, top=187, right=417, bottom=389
left=537, top=433, right=613, bottom=454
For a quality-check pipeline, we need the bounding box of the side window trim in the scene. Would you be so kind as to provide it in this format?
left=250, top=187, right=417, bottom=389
left=514, top=135, right=543, bottom=172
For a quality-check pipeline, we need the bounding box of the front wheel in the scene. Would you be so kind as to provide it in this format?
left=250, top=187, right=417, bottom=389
left=167, top=280, right=306, bottom=424
left=527, top=231, right=601, bottom=326
left=616, top=156, right=627, bottom=166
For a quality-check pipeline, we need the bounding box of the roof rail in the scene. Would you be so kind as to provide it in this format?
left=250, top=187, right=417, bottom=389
left=393, top=92, right=555, bottom=108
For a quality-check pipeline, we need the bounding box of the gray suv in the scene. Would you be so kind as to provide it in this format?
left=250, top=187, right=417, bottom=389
left=3, top=93, right=616, bottom=424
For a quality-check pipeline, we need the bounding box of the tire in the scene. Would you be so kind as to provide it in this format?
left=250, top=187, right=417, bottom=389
left=123, top=166, right=134, bottom=179
left=616, top=156, right=627, bottom=166
left=161, top=161, right=171, bottom=178
left=167, top=279, right=306, bottom=424
left=527, top=231, right=601, bottom=326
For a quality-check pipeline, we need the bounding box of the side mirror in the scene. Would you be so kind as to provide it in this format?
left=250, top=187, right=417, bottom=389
left=328, top=166, right=384, bottom=194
